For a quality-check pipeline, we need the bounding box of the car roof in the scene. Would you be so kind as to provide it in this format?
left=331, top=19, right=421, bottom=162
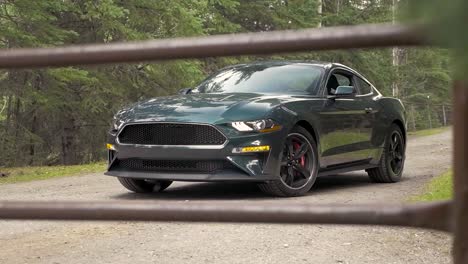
left=224, top=60, right=355, bottom=71
left=211, top=60, right=382, bottom=95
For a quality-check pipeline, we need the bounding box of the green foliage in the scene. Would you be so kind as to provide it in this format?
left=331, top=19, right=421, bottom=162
left=403, top=0, right=468, bottom=78
left=0, top=0, right=454, bottom=166
left=411, top=170, right=453, bottom=201
left=408, top=127, right=449, bottom=137
left=399, top=48, right=451, bottom=104
left=0, top=162, right=106, bottom=185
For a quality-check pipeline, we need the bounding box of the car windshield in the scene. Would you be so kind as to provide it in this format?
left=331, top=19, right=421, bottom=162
left=194, top=64, right=324, bottom=95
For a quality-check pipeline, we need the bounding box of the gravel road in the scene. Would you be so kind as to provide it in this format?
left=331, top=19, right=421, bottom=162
left=0, top=130, right=452, bottom=264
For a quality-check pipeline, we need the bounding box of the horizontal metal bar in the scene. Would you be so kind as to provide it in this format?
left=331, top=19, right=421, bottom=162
left=0, top=200, right=452, bottom=232
left=0, top=24, right=428, bottom=69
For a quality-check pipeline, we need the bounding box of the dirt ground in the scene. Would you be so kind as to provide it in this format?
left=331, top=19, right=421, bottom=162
left=0, top=130, right=452, bottom=264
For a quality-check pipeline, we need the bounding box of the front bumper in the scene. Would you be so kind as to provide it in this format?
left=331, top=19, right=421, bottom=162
left=105, top=124, right=285, bottom=182
left=104, top=170, right=275, bottom=182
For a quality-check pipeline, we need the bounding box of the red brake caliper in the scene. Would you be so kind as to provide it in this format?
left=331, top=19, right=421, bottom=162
left=293, top=142, right=306, bottom=167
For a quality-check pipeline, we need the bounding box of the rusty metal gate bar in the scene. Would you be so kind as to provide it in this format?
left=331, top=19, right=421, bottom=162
left=453, top=81, right=468, bottom=263
left=0, top=24, right=426, bottom=68
left=0, top=201, right=452, bottom=232
left=0, top=23, right=465, bottom=264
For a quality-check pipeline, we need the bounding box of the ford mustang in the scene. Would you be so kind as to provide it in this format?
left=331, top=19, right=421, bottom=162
left=105, top=61, right=406, bottom=197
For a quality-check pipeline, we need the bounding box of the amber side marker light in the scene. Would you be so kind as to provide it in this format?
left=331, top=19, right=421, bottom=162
left=233, top=145, right=270, bottom=153
left=106, top=144, right=116, bottom=150
left=259, top=125, right=282, bottom=133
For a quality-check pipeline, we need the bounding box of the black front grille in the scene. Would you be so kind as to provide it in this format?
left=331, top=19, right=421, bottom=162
left=116, top=159, right=236, bottom=173
left=118, top=123, right=226, bottom=145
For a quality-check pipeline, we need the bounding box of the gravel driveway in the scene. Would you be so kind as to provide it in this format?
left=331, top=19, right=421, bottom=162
left=0, top=130, right=452, bottom=264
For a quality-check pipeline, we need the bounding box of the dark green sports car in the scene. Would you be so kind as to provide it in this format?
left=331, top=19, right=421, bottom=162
left=105, top=61, right=406, bottom=197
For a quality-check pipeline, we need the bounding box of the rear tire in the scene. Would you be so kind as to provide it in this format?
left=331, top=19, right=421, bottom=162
left=367, top=124, right=405, bottom=183
left=258, top=126, right=319, bottom=197
left=117, top=177, right=173, bottom=193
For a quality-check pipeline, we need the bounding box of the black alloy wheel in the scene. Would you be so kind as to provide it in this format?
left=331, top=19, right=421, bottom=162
left=259, top=126, right=319, bottom=197
left=388, top=131, right=404, bottom=175
left=367, top=124, right=405, bottom=183
left=280, top=133, right=316, bottom=189
left=118, top=177, right=173, bottom=193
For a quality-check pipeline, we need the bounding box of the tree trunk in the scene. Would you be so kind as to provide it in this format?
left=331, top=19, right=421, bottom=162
left=5, top=95, right=12, bottom=131
left=28, top=72, right=43, bottom=165
left=13, top=97, right=21, bottom=149
left=391, top=0, right=404, bottom=98
left=318, top=0, right=322, bottom=28
left=28, top=115, right=37, bottom=165
left=61, top=118, right=78, bottom=165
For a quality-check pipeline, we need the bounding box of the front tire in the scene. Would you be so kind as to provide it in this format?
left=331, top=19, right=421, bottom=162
left=366, top=124, right=405, bottom=183
left=258, top=126, right=319, bottom=197
left=117, top=177, right=173, bottom=193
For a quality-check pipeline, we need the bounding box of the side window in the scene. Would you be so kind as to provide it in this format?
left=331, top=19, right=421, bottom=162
left=355, top=77, right=373, bottom=95
left=326, top=72, right=353, bottom=95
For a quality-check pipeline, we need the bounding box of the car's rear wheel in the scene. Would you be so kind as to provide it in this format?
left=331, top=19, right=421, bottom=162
left=258, top=126, right=319, bottom=197
left=366, top=124, right=405, bottom=183
left=117, top=177, right=173, bottom=193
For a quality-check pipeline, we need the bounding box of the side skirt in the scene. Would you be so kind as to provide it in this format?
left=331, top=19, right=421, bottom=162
left=318, top=159, right=377, bottom=177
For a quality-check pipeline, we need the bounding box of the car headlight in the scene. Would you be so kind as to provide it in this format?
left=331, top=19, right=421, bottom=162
left=231, top=119, right=282, bottom=132
left=112, top=118, right=124, bottom=131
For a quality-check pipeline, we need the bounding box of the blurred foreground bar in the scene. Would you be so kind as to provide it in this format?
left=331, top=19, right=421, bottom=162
left=0, top=200, right=451, bottom=232
left=0, top=24, right=427, bottom=69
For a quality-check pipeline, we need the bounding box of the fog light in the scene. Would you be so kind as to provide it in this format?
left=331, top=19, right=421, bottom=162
left=106, top=143, right=116, bottom=150
left=233, top=145, right=270, bottom=153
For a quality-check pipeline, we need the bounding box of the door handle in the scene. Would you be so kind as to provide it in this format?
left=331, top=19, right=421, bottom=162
left=365, top=107, right=373, bottom=113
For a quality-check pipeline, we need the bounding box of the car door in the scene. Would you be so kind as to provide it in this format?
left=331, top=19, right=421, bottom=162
left=353, top=75, right=381, bottom=158
left=318, top=69, right=372, bottom=167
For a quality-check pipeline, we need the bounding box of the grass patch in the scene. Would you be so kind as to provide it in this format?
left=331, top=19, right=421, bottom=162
left=412, top=170, right=453, bottom=202
left=0, top=162, right=106, bottom=185
left=408, top=126, right=449, bottom=137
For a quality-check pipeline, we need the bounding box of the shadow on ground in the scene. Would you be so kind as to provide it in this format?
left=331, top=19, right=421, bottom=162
left=111, top=172, right=396, bottom=201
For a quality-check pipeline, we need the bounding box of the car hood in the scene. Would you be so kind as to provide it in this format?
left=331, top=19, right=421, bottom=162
left=117, top=93, right=288, bottom=124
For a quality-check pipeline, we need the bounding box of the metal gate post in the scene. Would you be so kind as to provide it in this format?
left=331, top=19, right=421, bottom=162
left=453, top=80, right=468, bottom=264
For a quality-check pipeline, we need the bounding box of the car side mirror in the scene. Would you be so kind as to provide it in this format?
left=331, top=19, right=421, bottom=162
left=178, top=88, right=192, bottom=95
left=333, top=86, right=356, bottom=98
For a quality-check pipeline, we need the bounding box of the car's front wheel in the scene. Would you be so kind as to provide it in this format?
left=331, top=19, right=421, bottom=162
left=258, top=126, right=319, bottom=197
left=117, top=177, right=173, bottom=193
